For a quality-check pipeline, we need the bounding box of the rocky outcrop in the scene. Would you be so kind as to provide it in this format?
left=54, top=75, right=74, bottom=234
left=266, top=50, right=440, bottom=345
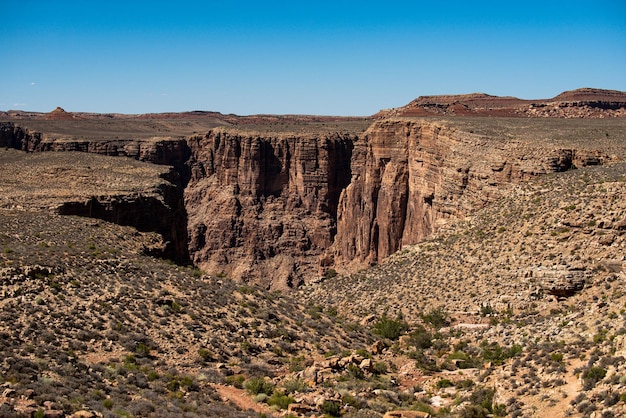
left=532, top=267, right=586, bottom=299
left=56, top=179, right=189, bottom=263
left=184, top=129, right=354, bottom=289
left=331, top=119, right=611, bottom=268
left=0, top=122, right=41, bottom=149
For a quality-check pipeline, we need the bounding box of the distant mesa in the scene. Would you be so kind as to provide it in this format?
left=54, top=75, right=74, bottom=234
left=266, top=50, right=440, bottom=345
left=378, top=87, right=626, bottom=118
left=46, top=106, right=76, bottom=120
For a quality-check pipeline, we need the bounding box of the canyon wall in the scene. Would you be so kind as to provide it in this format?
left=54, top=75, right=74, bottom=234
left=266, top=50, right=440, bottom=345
left=184, top=130, right=355, bottom=289
left=0, top=120, right=613, bottom=288
left=0, top=122, right=190, bottom=263
left=331, top=119, right=609, bottom=268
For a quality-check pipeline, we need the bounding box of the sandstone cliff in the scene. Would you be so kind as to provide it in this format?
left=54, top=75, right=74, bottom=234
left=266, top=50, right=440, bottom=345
left=331, top=119, right=611, bottom=268
left=1, top=117, right=622, bottom=288
left=184, top=129, right=355, bottom=289
left=0, top=123, right=190, bottom=263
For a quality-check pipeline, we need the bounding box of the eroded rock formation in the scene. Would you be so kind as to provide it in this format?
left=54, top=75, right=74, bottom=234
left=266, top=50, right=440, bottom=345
left=330, top=119, right=610, bottom=268
left=184, top=130, right=354, bottom=289
left=0, top=113, right=619, bottom=288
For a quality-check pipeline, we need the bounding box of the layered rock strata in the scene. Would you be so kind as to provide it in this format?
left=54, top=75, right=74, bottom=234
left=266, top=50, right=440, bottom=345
left=330, top=119, right=610, bottom=268
left=0, top=119, right=618, bottom=288
left=0, top=127, right=190, bottom=263
left=184, top=129, right=354, bottom=289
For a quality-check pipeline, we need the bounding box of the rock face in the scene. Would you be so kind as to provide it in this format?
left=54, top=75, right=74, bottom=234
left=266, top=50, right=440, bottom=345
left=330, top=119, right=610, bottom=267
left=0, top=116, right=620, bottom=288
left=0, top=136, right=190, bottom=264
left=532, top=267, right=586, bottom=299
left=184, top=129, right=354, bottom=289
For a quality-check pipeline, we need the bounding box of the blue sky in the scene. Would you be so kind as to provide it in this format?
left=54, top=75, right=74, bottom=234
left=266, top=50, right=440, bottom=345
left=1, top=1, right=625, bottom=115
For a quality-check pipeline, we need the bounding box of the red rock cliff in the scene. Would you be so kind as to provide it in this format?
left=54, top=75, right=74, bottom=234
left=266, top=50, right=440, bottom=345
left=331, top=119, right=610, bottom=268
left=1, top=119, right=615, bottom=288
left=184, top=129, right=354, bottom=289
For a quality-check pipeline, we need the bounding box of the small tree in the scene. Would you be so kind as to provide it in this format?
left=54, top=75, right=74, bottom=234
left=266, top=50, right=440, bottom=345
left=372, top=314, right=408, bottom=340
left=421, top=307, right=450, bottom=329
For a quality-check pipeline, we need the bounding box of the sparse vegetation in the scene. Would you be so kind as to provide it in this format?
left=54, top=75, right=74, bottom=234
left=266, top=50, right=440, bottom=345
left=1, top=114, right=625, bottom=417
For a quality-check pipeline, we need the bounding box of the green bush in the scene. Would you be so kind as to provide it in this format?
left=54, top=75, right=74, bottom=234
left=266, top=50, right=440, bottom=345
left=550, top=352, right=564, bottom=363
left=421, top=307, right=450, bottom=329
left=408, top=324, right=433, bottom=349
left=225, top=374, right=245, bottom=389
left=449, top=350, right=481, bottom=369
left=480, top=342, right=522, bottom=365
left=267, top=392, right=295, bottom=409
left=282, top=378, right=308, bottom=394
left=347, top=363, right=364, bottom=379
left=321, top=400, right=341, bottom=417
left=372, top=314, right=408, bottom=340
left=409, top=350, right=440, bottom=373
left=437, top=378, right=453, bottom=388
left=468, top=387, right=495, bottom=413
left=583, top=366, right=607, bottom=389
left=244, top=377, right=275, bottom=396
left=324, top=269, right=338, bottom=280
left=373, top=362, right=388, bottom=375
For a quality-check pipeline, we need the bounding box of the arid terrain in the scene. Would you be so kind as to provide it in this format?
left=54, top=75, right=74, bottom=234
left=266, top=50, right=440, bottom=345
left=1, top=88, right=626, bottom=417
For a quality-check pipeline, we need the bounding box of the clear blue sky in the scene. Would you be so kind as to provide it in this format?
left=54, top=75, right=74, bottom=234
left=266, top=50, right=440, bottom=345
left=2, top=1, right=625, bottom=116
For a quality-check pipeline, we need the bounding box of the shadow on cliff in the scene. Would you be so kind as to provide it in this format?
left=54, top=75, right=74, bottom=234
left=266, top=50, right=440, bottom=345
left=56, top=172, right=191, bottom=265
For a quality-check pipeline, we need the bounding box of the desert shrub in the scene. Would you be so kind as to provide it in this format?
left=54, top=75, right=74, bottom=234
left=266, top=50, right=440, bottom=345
left=197, top=348, right=214, bottom=362
left=372, top=314, right=408, bottom=340
left=321, top=400, right=341, bottom=417
left=355, top=348, right=372, bottom=359
left=583, top=366, right=607, bottom=389
left=102, top=398, right=114, bottom=409
left=480, top=303, right=496, bottom=316
left=408, top=324, right=432, bottom=349
left=373, top=362, right=388, bottom=375
left=602, top=390, right=620, bottom=407
left=409, top=350, right=440, bottom=373
left=267, top=391, right=295, bottom=409
left=421, top=307, right=450, bottom=329
left=341, top=393, right=364, bottom=409
left=437, top=379, right=453, bottom=388
left=480, top=342, right=522, bottom=365
left=346, top=363, right=365, bottom=379
left=135, top=342, right=151, bottom=357
left=459, top=404, right=489, bottom=418
left=244, top=377, right=274, bottom=396
left=127, top=399, right=156, bottom=416
left=225, top=374, right=245, bottom=389
left=449, top=350, right=481, bottom=369
left=282, top=378, right=308, bottom=394
left=324, top=269, right=338, bottom=280
left=467, top=386, right=497, bottom=414
left=550, top=352, right=564, bottom=362
left=289, top=355, right=306, bottom=372
left=455, top=379, right=475, bottom=389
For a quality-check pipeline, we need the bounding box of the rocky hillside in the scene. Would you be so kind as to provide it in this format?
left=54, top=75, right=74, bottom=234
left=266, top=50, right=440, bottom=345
left=0, top=149, right=376, bottom=417
left=1, top=91, right=626, bottom=417
left=304, top=162, right=626, bottom=417
left=1, top=146, right=625, bottom=417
